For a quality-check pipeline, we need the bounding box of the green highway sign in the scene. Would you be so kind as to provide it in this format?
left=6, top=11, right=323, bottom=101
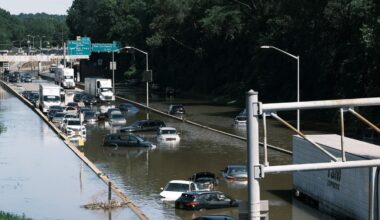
left=67, top=37, right=91, bottom=56
left=92, top=41, right=120, bottom=53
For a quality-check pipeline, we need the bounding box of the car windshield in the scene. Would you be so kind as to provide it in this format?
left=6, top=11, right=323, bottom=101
left=101, top=88, right=112, bottom=92
left=165, top=183, right=189, bottom=192
left=179, top=194, right=195, bottom=201
left=50, top=106, right=63, bottom=110
left=161, top=129, right=176, bottom=135
left=84, top=112, right=96, bottom=117
left=43, top=96, right=60, bottom=102
left=131, top=121, right=144, bottom=126
left=111, top=114, right=124, bottom=119
left=228, top=166, right=247, bottom=175
left=64, top=75, right=73, bottom=79
left=236, top=116, right=247, bottom=121
left=67, top=120, right=81, bottom=126
left=54, top=112, right=65, bottom=118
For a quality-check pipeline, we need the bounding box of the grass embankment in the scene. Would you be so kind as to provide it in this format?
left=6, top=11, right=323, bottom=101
left=0, top=211, right=31, bottom=220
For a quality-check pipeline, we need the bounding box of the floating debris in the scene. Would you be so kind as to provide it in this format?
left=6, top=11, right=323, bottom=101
left=81, top=200, right=128, bottom=210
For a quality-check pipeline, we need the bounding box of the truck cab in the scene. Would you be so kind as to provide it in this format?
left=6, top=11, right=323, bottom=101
left=85, top=78, right=115, bottom=102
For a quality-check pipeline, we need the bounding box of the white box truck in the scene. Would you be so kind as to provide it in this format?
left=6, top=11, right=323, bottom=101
left=84, top=78, right=115, bottom=102
left=39, top=84, right=61, bottom=113
left=54, top=65, right=75, bottom=89
left=293, top=134, right=380, bottom=219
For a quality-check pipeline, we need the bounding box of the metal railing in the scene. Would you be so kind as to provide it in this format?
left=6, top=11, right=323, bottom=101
left=247, top=91, right=380, bottom=220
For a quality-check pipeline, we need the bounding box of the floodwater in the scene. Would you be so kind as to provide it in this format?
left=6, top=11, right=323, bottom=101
left=0, top=85, right=137, bottom=219
left=0, top=80, right=334, bottom=220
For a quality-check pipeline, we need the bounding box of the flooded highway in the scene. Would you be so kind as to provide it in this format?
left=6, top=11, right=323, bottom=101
left=0, top=80, right=334, bottom=219
left=0, top=85, right=136, bottom=220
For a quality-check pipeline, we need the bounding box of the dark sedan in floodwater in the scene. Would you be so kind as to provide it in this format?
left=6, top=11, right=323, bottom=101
left=175, top=191, right=238, bottom=210
left=103, top=133, right=156, bottom=148
left=120, top=120, right=165, bottom=133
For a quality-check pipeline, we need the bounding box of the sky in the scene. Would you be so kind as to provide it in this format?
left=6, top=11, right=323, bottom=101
left=0, top=0, right=74, bottom=15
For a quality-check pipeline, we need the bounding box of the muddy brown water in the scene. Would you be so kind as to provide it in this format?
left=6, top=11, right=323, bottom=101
left=0, top=82, right=334, bottom=219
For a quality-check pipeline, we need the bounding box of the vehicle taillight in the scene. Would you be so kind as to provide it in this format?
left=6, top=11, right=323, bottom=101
left=184, top=201, right=199, bottom=207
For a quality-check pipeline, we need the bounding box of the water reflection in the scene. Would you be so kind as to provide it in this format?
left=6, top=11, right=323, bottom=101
left=102, top=146, right=155, bottom=160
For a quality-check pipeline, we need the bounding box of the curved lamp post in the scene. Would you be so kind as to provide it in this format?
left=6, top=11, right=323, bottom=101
left=261, top=45, right=300, bottom=131
left=123, top=46, right=150, bottom=119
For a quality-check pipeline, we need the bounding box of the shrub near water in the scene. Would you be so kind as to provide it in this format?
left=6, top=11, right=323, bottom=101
left=0, top=211, right=31, bottom=220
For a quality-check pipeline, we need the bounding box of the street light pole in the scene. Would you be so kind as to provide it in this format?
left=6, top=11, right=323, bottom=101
left=112, top=51, right=115, bottom=94
left=123, top=46, right=150, bottom=120
left=261, top=45, right=300, bottom=131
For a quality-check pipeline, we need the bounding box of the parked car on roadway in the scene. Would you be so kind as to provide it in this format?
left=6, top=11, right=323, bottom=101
left=160, top=180, right=199, bottom=201
left=82, top=94, right=97, bottom=105
left=106, top=108, right=122, bottom=119
left=221, top=165, right=248, bottom=182
left=189, top=172, right=218, bottom=191
left=21, top=73, right=32, bottom=82
left=233, top=115, right=247, bottom=127
left=156, top=127, right=180, bottom=144
left=51, top=112, right=66, bottom=124
left=21, top=90, right=33, bottom=99
left=61, top=118, right=86, bottom=139
left=8, top=74, right=18, bottom=83
left=175, top=191, right=238, bottom=210
left=120, top=120, right=165, bottom=133
left=83, top=111, right=98, bottom=123
left=48, top=109, right=63, bottom=121
left=168, top=104, right=185, bottom=115
left=73, top=93, right=85, bottom=102
left=27, top=92, right=39, bottom=107
left=108, top=112, right=127, bottom=126
left=59, top=113, right=79, bottom=128
left=103, top=133, right=156, bottom=148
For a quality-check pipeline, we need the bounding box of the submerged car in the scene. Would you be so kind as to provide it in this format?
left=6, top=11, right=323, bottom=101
left=175, top=191, right=238, bottom=210
left=83, top=111, right=98, bottom=123
left=61, top=118, right=86, bottom=139
left=51, top=112, right=66, bottom=124
left=108, top=112, right=127, bottom=126
left=222, top=165, right=248, bottom=182
left=189, top=172, right=218, bottom=191
left=73, top=93, right=85, bottom=102
left=120, top=120, right=165, bottom=133
left=233, top=109, right=247, bottom=127
left=103, top=133, right=156, bottom=148
left=160, top=180, right=199, bottom=201
left=168, top=104, right=185, bottom=115
left=48, top=109, right=63, bottom=121
left=156, top=127, right=180, bottom=144
left=82, top=94, right=97, bottom=105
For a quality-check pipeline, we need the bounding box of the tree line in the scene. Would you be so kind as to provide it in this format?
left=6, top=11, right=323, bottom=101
left=0, top=8, right=69, bottom=50
left=2, top=1, right=379, bottom=106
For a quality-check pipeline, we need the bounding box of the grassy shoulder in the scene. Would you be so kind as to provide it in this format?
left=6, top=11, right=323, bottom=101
left=0, top=211, right=31, bottom=220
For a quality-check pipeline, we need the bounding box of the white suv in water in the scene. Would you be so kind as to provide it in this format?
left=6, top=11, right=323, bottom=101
left=61, top=118, right=86, bottom=140
left=159, top=180, right=199, bottom=201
